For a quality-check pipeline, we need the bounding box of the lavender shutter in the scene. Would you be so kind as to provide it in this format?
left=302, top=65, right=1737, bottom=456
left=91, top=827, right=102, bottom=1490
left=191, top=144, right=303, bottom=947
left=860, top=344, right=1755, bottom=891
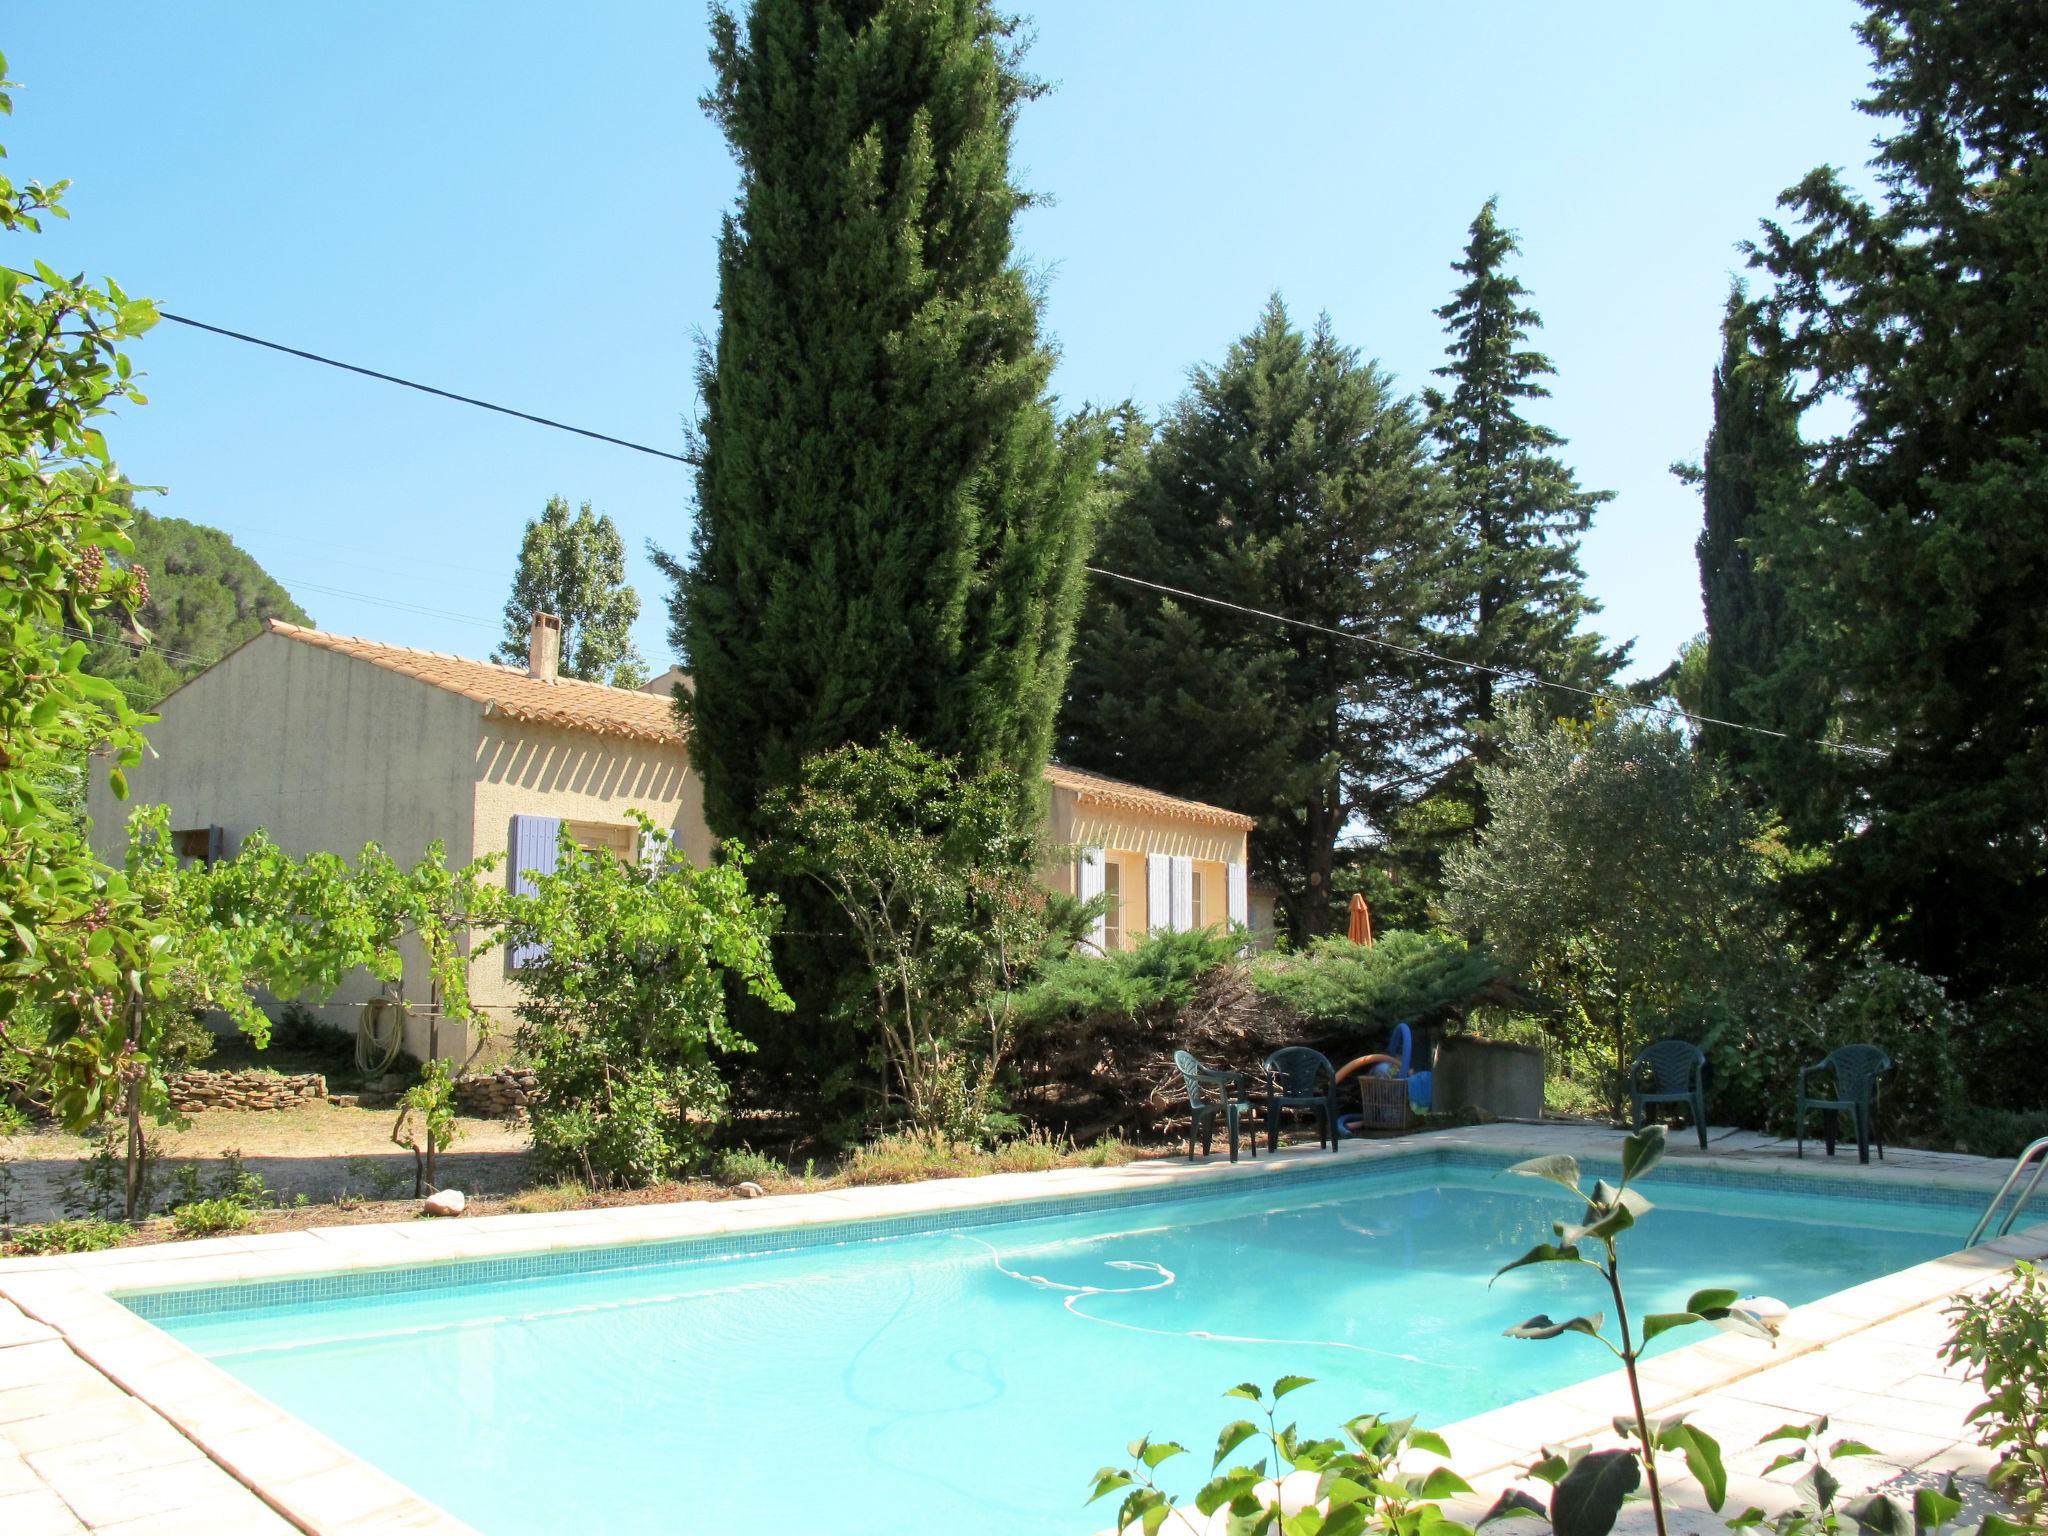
left=508, top=814, right=562, bottom=969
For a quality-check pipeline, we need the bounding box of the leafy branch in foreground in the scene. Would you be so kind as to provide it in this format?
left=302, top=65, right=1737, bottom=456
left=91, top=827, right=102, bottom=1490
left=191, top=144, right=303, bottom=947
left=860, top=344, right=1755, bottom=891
left=1088, top=1374, right=1469, bottom=1536
left=1942, top=1260, right=2048, bottom=1526
left=1491, top=1124, right=1778, bottom=1536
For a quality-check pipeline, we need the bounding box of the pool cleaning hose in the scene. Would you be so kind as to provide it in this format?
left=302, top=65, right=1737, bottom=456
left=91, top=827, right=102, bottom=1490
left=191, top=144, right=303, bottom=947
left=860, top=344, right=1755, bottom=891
left=356, top=996, right=407, bottom=1077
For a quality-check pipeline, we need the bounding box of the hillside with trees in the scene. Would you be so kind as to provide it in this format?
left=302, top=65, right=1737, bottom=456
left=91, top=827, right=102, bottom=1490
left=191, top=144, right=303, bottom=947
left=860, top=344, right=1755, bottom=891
left=85, top=506, right=311, bottom=707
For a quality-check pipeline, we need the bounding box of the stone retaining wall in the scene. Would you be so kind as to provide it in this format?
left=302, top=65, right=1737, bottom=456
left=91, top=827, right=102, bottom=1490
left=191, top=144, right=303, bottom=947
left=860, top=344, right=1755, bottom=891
left=454, top=1068, right=537, bottom=1118
left=168, top=1069, right=327, bottom=1114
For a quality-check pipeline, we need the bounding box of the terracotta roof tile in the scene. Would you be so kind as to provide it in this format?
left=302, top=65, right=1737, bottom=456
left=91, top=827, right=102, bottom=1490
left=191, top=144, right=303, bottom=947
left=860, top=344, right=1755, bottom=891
left=265, top=621, right=686, bottom=745
left=1043, top=761, right=1256, bottom=830
left=264, top=624, right=1252, bottom=830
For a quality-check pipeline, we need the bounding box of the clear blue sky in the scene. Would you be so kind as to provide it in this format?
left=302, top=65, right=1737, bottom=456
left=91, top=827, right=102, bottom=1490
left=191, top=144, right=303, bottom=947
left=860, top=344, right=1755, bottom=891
left=6, top=3, right=1878, bottom=679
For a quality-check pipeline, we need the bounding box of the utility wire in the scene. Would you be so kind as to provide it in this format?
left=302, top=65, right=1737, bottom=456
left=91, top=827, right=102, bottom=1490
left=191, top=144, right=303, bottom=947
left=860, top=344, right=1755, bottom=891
left=130, top=299, right=1883, bottom=760
left=157, top=310, right=695, bottom=465
left=1088, top=567, right=1883, bottom=759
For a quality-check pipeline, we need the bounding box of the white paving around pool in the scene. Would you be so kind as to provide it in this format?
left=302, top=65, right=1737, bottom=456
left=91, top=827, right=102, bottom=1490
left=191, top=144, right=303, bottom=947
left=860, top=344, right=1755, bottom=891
left=1, top=1121, right=2040, bottom=1535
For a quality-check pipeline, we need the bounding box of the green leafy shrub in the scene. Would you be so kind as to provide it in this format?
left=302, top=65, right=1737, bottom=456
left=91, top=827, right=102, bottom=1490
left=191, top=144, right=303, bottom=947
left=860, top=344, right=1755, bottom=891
left=1015, top=927, right=1242, bottom=1032
left=170, top=1198, right=249, bottom=1237
left=1953, top=1108, right=2048, bottom=1161
left=709, top=1147, right=785, bottom=1187
left=269, top=1001, right=354, bottom=1065
left=0, top=1099, right=29, bottom=1136
left=9, top=1218, right=125, bottom=1255
left=157, top=1010, right=217, bottom=1073
left=771, top=735, right=1050, bottom=1142
left=1249, top=930, right=1509, bottom=1041
left=1944, top=1260, right=2048, bottom=1524
left=1965, top=987, right=2048, bottom=1115
left=503, top=821, right=787, bottom=1188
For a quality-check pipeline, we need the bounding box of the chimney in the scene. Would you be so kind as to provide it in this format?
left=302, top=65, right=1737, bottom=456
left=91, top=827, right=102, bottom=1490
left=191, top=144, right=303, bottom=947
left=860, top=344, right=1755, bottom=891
left=528, top=613, right=562, bottom=682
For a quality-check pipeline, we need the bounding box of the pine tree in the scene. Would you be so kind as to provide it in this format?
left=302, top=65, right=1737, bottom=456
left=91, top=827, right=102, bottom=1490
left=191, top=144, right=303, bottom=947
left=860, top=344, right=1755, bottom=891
left=1060, top=299, right=1456, bottom=940
left=1425, top=199, right=1623, bottom=823
left=497, top=495, right=645, bottom=686
left=1687, top=293, right=1815, bottom=792
left=664, top=0, right=1100, bottom=852
left=1746, top=0, right=2048, bottom=995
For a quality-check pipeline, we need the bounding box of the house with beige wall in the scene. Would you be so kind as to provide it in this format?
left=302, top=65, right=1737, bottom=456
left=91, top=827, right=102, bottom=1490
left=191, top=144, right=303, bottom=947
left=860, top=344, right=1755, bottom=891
left=89, top=616, right=1261, bottom=1059
left=1040, top=763, right=1256, bottom=952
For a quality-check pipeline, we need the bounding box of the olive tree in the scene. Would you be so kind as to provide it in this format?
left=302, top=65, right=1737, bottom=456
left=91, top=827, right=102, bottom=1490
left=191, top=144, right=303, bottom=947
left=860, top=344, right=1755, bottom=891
left=1440, top=706, right=1790, bottom=1111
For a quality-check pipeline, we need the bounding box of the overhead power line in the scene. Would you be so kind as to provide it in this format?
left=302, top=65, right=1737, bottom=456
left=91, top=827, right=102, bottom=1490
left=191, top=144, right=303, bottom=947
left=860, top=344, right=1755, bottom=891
left=1087, top=567, right=1883, bottom=760
left=140, top=301, right=1883, bottom=760
left=157, top=311, right=695, bottom=465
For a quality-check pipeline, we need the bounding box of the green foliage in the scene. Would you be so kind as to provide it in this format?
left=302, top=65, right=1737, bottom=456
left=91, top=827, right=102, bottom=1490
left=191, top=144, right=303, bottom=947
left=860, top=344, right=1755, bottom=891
left=1090, top=1380, right=1470, bottom=1536
left=58, top=1129, right=161, bottom=1219
left=83, top=506, right=311, bottom=708
left=157, top=1011, right=215, bottom=1074
left=170, top=1197, right=249, bottom=1237
left=502, top=819, right=786, bottom=1187
left=666, top=0, right=1103, bottom=1125
left=0, top=57, right=173, bottom=1208
left=1426, top=197, right=1624, bottom=825
left=1060, top=299, right=1454, bottom=941
left=393, top=1059, right=458, bottom=1197
left=1943, top=1261, right=2048, bottom=1524
left=495, top=494, right=644, bottom=685
left=1684, top=296, right=1810, bottom=789
left=1441, top=707, right=1792, bottom=1110
left=1249, top=931, right=1509, bottom=1041
left=771, top=735, right=1048, bottom=1142
left=708, top=1146, right=784, bottom=1187
left=1953, top=1108, right=2048, bottom=1162
left=1012, top=927, right=1242, bottom=1034
left=1701, top=956, right=1968, bottom=1146
left=8, top=1218, right=124, bottom=1255
left=668, top=0, right=1100, bottom=847
left=1744, top=0, right=2048, bottom=999
left=164, top=1148, right=270, bottom=1213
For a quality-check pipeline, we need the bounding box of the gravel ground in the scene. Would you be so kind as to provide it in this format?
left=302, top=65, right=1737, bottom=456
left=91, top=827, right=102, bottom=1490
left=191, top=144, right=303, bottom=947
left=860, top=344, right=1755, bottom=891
left=1, top=1100, right=535, bottom=1223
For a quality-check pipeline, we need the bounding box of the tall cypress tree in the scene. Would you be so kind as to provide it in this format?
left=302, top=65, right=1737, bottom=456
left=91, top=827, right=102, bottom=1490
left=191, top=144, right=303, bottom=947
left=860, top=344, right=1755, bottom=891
left=1689, top=293, right=1814, bottom=791
left=1747, top=0, right=2048, bottom=995
left=664, top=0, right=1100, bottom=853
left=1425, top=199, right=1623, bottom=822
left=1059, top=299, right=1456, bottom=940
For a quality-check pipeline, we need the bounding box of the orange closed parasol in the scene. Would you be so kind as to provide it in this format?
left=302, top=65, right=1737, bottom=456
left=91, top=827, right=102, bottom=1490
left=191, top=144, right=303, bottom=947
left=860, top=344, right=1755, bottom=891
left=1346, top=892, right=1374, bottom=946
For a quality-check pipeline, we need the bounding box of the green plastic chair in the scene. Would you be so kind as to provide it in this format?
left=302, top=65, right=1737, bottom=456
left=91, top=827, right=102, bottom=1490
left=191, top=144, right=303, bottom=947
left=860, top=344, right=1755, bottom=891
left=1795, top=1043, right=1893, bottom=1164
left=1629, top=1039, right=1709, bottom=1151
left=1263, top=1046, right=1341, bottom=1153
left=1174, top=1050, right=1257, bottom=1163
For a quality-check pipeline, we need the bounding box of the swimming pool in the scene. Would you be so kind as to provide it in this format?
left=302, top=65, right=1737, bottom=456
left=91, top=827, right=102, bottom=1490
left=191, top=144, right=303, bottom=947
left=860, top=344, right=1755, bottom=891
left=127, top=1151, right=2004, bottom=1536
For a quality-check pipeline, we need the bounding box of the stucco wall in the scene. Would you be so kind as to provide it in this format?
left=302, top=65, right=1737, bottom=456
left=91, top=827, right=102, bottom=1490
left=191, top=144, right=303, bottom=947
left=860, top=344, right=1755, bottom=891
left=85, top=632, right=485, bottom=1062
left=467, top=716, right=705, bottom=1026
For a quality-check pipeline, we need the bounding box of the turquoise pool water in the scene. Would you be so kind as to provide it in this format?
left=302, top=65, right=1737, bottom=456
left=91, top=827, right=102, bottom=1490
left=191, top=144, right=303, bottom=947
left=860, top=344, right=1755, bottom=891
left=139, top=1155, right=1988, bottom=1535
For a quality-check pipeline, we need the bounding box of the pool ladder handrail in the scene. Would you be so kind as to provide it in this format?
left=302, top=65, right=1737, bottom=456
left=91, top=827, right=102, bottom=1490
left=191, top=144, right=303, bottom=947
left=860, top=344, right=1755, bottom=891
left=1967, top=1135, right=2048, bottom=1247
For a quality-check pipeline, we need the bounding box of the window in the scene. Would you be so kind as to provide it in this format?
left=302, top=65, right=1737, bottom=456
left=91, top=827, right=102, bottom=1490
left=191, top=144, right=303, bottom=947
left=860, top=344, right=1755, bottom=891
left=566, top=820, right=638, bottom=863
left=1190, top=866, right=1206, bottom=930
left=172, top=826, right=224, bottom=865
left=1103, top=860, right=1123, bottom=949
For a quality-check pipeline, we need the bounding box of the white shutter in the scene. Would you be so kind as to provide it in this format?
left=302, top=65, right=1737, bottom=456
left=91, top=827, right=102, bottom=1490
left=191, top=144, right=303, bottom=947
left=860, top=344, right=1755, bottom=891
left=1077, top=847, right=1107, bottom=951
left=1169, top=856, right=1194, bottom=932
left=1145, top=855, right=1172, bottom=937
left=508, top=814, right=563, bottom=969
left=1226, top=861, right=1249, bottom=928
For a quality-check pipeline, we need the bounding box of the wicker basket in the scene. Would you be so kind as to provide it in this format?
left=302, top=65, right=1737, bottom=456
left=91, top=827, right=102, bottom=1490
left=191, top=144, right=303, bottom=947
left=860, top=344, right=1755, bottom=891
left=1353, top=1073, right=1410, bottom=1132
